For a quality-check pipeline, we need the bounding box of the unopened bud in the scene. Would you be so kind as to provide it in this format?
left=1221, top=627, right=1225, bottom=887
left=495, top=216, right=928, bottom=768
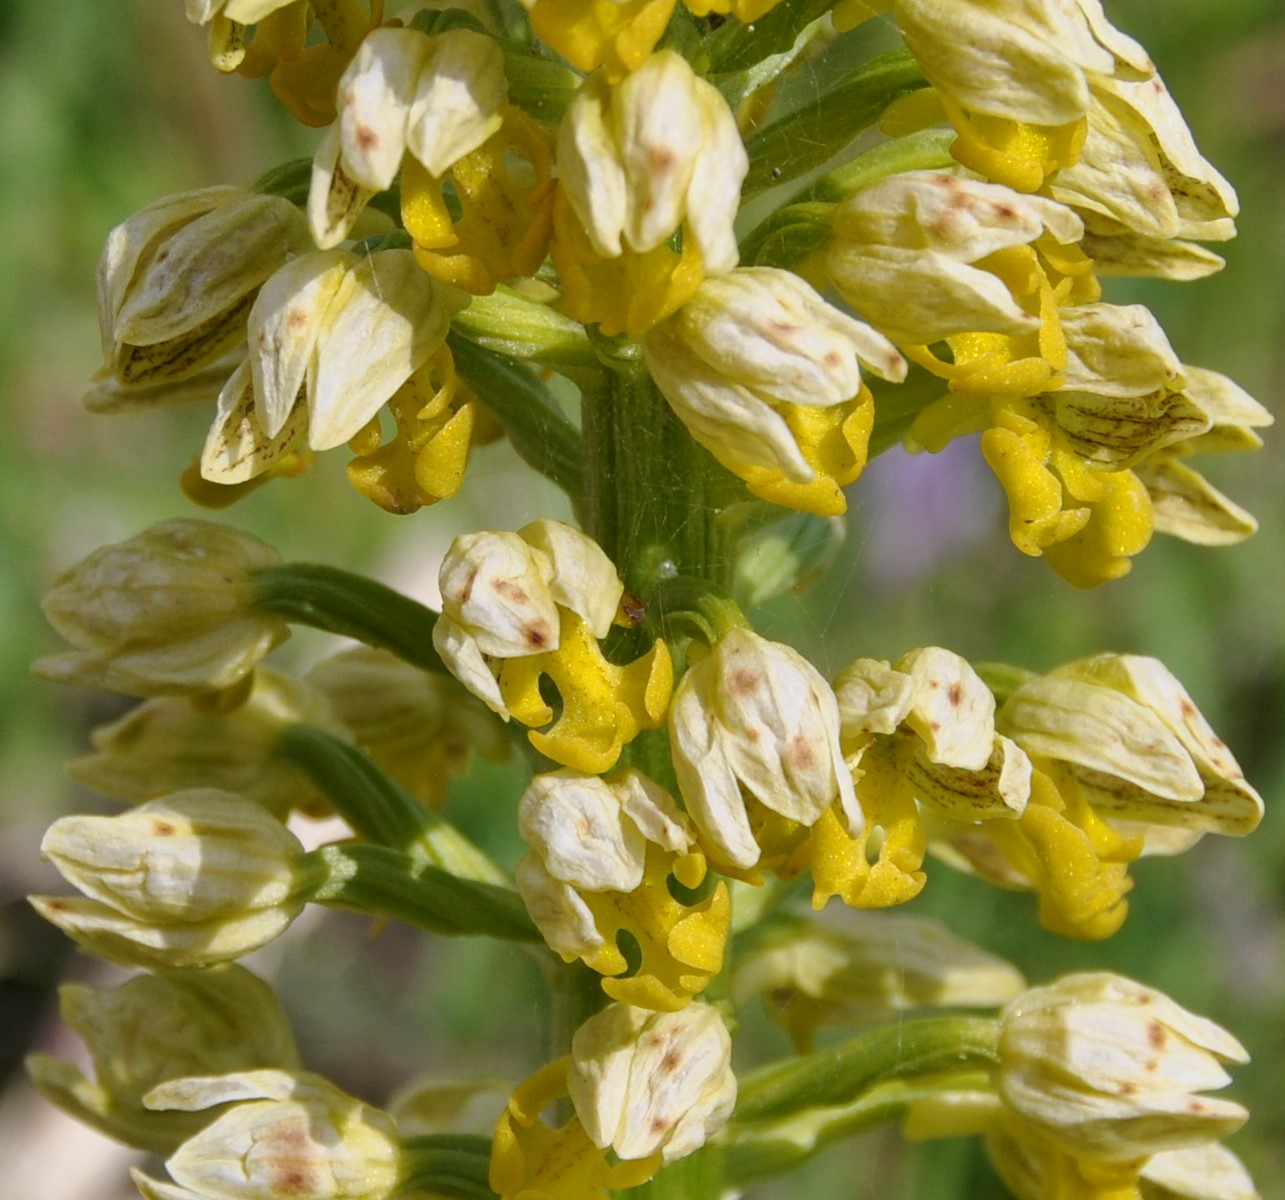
left=35, top=519, right=288, bottom=698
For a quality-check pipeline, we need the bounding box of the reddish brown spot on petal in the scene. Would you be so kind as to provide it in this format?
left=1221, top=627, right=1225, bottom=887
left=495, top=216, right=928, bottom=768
left=728, top=669, right=762, bottom=697
left=1147, top=1020, right=1166, bottom=1051
left=492, top=579, right=531, bottom=605
left=264, top=1119, right=323, bottom=1197
left=790, top=734, right=817, bottom=771
left=150, top=819, right=177, bottom=837
left=947, top=683, right=963, bottom=706
left=355, top=123, right=379, bottom=152
left=287, top=307, right=311, bottom=331
left=523, top=623, right=550, bottom=650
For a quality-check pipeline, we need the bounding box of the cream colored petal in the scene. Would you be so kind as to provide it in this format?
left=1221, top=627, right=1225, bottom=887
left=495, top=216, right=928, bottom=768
left=568, top=1003, right=648, bottom=1151
left=407, top=29, right=507, bottom=177
left=1000, top=676, right=1203, bottom=801
left=1104, top=73, right=1238, bottom=224
left=833, top=657, right=915, bottom=744
left=673, top=269, right=890, bottom=407
left=1140, top=1143, right=1260, bottom=1200
left=907, top=734, right=1031, bottom=819
left=898, top=646, right=997, bottom=771
left=615, top=770, right=692, bottom=854
left=613, top=52, right=704, bottom=254
left=713, top=629, right=850, bottom=826
left=1138, top=459, right=1259, bottom=547
left=98, top=186, right=239, bottom=353
left=558, top=77, right=628, bottom=258
left=644, top=325, right=816, bottom=482
left=519, top=519, right=623, bottom=639
left=1072, top=0, right=1153, bottom=74
left=84, top=357, right=235, bottom=415
left=29, top=895, right=300, bottom=971
left=569, top=1003, right=735, bottom=1163
left=336, top=28, right=428, bottom=192
left=518, top=772, right=647, bottom=892
left=1181, top=366, right=1273, bottom=433
left=202, top=358, right=308, bottom=484
left=437, top=531, right=560, bottom=657
left=835, top=171, right=1082, bottom=259
left=1081, top=232, right=1226, bottom=281
left=431, top=615, right=509, bottom=716
left=895, top=0, right=1091, bottom=126
left=308, top=249, right=455, bottom=451
left=669, top=666, right=760, bottom=870
left=685, top=76, right=748, bottom=274
left=1060, top=302, right=1183, bottom=398
left=114, top=195, right=307, bottom=347
left=41, top=791, right=303, bottom=923
left=514, top=853, right=603, bottom=957
left=1056, top=655, right=1258, bottom=796
left=830, top=245, right=1041, bottom=344
left=248, top=250, right=349, bottom=438
left=307, top=124, right=377, bottom=250
left=1072, top=764, right=1262, bottom=836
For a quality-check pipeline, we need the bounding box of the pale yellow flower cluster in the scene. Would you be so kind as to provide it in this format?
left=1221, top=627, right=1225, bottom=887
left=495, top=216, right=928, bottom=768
left=28, top=1, right=1269, bottom=1198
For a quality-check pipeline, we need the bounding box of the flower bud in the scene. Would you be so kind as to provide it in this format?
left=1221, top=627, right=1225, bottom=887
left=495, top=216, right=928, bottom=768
left=28, top=965, right=300, bottom=1153
left=98, top=186, right=308, bottom=385
left=35, top=519, right=288, bottom=698
left=558, top=51, right=746, bottom=273
left=670, top=627, right=859, bottom=872
left=568, top=1002, right=736, bottom=1163
left=33, top=790, right=310, bottom=968
left=68, top=669, right=332, bottom=815
left=309, top=27, right=507, bottom=247
left=997, top=972, right=1249, bottom=1161
left=133, top=1069, right=401, bottom=1200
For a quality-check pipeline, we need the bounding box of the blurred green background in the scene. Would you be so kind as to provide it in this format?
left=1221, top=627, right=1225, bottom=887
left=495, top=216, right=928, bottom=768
left=0, top=1, right=1281, bottom=1197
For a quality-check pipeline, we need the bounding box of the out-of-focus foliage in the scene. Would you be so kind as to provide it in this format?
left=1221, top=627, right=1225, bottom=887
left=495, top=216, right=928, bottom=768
left=0, top=0, right=1281, bottom=1197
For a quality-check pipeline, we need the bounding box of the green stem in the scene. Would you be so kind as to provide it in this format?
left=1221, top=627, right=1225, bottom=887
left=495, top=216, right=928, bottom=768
left=545, top=957, right=607, bottom=1062
left=276, top=725, right=510, bottom=886
left=250, top=564, right=442, bottom=672
left=723, top=1069, right=995, bottom=1186
left=803, top=127, right=958, bottom=203
left=735, top=1016, right=1000, bottom=1122
left=305, top=843, right=538, bottom=943
left=400, top=1135, right=497, bottom=1199
left=580, top=337, right=741, bottom=603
